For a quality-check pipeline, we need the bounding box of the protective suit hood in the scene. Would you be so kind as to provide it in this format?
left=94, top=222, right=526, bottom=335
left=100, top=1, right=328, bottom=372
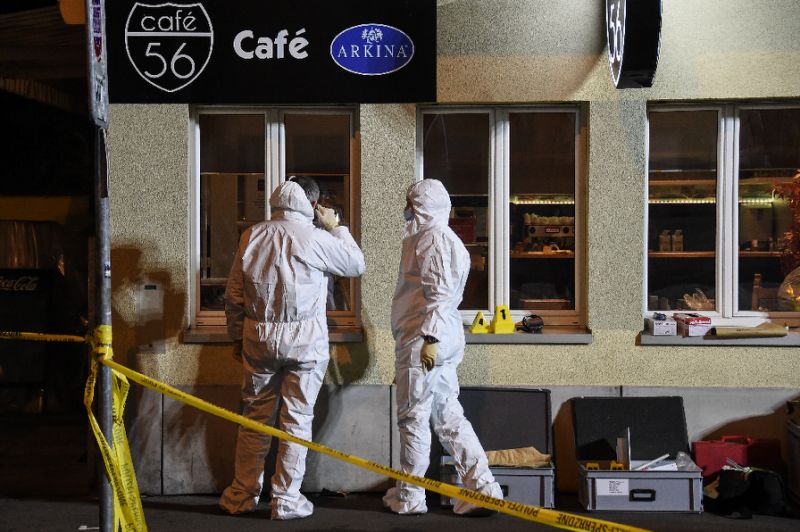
left=405, top=179, right=451, bottom=238
left=270, top=181, right=314, bottom=222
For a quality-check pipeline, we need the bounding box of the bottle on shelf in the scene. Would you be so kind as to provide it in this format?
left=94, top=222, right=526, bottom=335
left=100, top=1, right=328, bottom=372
left=659, top=230, right=671, bottom=252
left=671, top=230, right=683, bottom=252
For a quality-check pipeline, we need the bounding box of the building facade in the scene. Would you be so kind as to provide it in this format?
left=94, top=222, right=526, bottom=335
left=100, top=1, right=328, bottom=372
left=107, top=1, right=800, bottom=494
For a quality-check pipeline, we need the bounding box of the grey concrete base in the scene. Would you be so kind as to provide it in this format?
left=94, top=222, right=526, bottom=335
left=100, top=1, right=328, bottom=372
left=640, top=332, right=800, bottom=346
left=128, top=383, right=800, bottom=497
left=163, top=385, right=239, bottom=495
left=131, top=383, right=394, bottom=495
left=128, top=385, right=163, bottom=496
left=302, top=385, right=392, bottom=493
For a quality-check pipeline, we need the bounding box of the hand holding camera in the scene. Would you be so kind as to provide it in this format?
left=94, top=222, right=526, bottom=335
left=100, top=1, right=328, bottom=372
left=315, top=205, right=340, bottom=230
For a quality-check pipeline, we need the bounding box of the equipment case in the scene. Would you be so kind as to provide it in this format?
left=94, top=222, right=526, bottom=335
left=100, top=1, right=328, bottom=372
left=788, top=420, right=800, bottom=504
left=572, top=396, right=703, bottom=513
left=438, top=387, right=555, bottom=508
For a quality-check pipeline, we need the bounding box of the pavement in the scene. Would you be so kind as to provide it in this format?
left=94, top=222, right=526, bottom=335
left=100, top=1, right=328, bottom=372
left=1, top=493, right=799, bottom=532
left=2, top=414, right=799, bottom=531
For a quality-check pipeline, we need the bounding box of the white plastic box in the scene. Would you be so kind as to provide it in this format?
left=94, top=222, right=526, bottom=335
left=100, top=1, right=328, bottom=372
left=440, top=458, right=555, bottom=508
left=578, top=466, right=703, bottom=512
left=646, top=317, right=676, bottom=336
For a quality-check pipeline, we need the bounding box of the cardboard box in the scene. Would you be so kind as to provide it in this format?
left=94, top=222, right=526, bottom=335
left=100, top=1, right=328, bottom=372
left=677, top=321, right=712, bottom=337
left=673, top=313, right=712, bottom=325
left=646, top=317, right=676, bottom=336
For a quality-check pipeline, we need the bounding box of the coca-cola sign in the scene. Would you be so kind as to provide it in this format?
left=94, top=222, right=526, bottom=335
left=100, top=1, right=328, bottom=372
left=0, top=275, right=40, bottom=292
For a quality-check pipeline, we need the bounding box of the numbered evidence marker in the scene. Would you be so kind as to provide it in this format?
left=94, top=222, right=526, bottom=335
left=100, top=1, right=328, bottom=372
left=490, top=305, right=515, bottom=334
left=125, top=3, right=214, bottom=93
left=605, top=0, right=662, bottom=88
left=469, top=311, right=490, bottom=334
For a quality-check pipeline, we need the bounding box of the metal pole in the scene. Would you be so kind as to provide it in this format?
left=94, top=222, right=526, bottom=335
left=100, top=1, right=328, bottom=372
left=84, top=0, right=112, bottom=528
left=94, top=128, right=114, bottom=532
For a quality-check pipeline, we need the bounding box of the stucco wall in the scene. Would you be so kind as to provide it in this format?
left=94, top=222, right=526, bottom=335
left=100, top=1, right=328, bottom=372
left=109, top=0, right=800, bottom=388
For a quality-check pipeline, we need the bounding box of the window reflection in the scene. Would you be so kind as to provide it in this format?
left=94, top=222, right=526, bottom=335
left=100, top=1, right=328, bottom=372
left=284, top=114, right=353, bottom=312
left=423, top=113, right=490, bottom=310
left=647, top=110, right=718, bottom=311
left=738, top=108, right=800, bottom=312
left=199, top=114, right=265, bottom=311
left=198, top=112, right=356, bottom=316
left=509, top=112, right=576, bottom=312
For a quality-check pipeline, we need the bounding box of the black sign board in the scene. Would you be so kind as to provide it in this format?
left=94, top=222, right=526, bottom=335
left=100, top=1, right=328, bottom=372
left=107, top=0, right=436, bottom=104
left=606, top=0, right=662, bottom=88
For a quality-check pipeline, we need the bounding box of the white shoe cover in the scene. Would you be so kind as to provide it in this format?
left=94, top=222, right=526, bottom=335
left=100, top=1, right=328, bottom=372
left=218, top=485, right=258, bottom=515
left=453, top=481, right=503, bottom=516
left=271, top=493, right=314, bottom=520
left=382, top=486, right=428, bottom=515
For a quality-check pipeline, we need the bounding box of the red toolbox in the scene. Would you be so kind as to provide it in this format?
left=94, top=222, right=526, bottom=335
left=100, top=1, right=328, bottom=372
left=693, top=435, right=782, bottom=478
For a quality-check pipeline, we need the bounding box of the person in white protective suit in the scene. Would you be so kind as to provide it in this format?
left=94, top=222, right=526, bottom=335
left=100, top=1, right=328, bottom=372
left=220, top=177, right=365, bottom=520
left=383, top=178, right=503, bottom=516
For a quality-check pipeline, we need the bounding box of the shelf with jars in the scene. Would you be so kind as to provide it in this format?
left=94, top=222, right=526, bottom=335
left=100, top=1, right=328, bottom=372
left=648, top=168, right=794, bottom=259
left=648, top=251, right=783, bottom=259
left=509, top=194, right=576, bottom=258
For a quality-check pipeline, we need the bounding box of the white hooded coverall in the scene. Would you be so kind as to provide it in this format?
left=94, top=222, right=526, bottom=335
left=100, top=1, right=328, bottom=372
left=383, top=179, right=502, bottom=515
left=220, top=181, right=365, bottom=519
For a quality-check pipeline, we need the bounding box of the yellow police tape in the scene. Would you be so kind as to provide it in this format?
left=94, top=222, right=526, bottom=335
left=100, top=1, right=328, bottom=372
left=1, top=328, right=650, bottom=532
left=1, top=328, right=146, bottom=532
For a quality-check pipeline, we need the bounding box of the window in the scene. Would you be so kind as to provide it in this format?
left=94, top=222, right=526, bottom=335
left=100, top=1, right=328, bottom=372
left=647, top=104, right=800, bottom=324
left=192, top=108, right=359, bottom=328
left=418, top=107, right=586, bottom=327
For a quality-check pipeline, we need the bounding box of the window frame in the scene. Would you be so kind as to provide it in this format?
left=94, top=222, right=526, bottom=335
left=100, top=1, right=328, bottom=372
left=189, top=106, right=361, bottom=329
left=646, top=102, right=800, bottom=326
left=416, top=105, right=587, bottom=327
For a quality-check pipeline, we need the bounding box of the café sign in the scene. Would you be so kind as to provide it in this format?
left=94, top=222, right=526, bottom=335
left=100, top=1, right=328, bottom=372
left=606, top=0, right=662, bottom=88
left=107, top=0, right=436, bottom=103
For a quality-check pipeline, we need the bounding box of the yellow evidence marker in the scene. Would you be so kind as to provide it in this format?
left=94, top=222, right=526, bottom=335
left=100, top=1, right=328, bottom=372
left=490, top=305, right=516, bottom=334
left=469, top=311, right=490, bottom=334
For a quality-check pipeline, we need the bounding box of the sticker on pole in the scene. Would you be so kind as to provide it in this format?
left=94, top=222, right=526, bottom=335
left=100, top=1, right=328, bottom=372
left=87, top=0, right=109, bottom=127
left=125, top=2, right=214, bottom=93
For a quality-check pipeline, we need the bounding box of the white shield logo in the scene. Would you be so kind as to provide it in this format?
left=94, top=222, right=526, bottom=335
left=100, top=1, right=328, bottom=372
left=125, top=2, right=214, bottom=93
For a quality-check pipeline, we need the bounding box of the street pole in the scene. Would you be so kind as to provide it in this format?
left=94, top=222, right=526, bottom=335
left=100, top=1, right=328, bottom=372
left=94, top=128, right=113, bottom=532
left=84, top=1, right=112, bottom=530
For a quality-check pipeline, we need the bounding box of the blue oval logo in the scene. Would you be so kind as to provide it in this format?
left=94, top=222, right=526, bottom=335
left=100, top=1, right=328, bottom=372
left=330, top=24, right=414, bottom=76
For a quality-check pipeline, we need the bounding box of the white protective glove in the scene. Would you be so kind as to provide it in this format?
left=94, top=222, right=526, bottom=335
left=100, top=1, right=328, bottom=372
left=232, top=340, right=243, bottom=363
left=420, top=341, right=438, bottom=372
left=315, top=205, right=340, bottom=230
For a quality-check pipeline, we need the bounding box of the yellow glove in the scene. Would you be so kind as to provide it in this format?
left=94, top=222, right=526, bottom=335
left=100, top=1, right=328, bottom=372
left=232, top=340, right=243, bottom=363
left=315, top=205, right=340, bottom=230
left=420, top=341, right=438, bottom=372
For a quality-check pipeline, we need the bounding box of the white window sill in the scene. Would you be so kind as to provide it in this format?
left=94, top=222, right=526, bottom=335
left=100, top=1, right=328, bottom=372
left=639, top=330, right=800, bottom=347
left=182, top=326, right=363, bottom=344
left=464, top=327, right=593, bottom=345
